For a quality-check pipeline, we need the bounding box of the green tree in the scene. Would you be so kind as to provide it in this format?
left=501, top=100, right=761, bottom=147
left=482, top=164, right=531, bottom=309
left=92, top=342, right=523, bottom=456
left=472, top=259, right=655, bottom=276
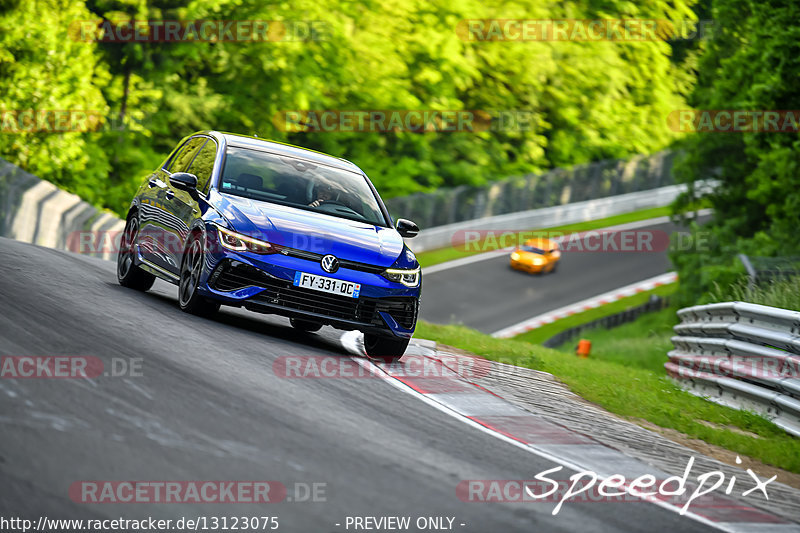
left=670, top=0, right=800, bottom=305
left=0, top=0, right=110, bottom=204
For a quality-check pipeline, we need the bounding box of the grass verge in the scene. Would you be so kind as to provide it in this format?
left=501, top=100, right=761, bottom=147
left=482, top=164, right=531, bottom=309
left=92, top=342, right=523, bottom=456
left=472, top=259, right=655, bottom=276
left=512, top=282, right=678, bottom=345
left=416, top=205, right=671, bottom=268
left=415, top=312, right=800, bottom=473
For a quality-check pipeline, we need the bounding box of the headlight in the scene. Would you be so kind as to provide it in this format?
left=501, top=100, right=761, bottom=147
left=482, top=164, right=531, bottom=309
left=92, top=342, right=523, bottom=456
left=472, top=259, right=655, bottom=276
left=216, top=226, right=275, bottom=254
left=531, top=256, right=546, bottom=265
left=381, top=267, right=420, bottom=287
left=510, top=252, right=520, bottom=261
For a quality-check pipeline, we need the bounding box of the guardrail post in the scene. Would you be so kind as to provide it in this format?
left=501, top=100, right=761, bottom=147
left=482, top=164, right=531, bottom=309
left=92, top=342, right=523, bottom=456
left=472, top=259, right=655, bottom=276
left=738, top=253, right=757, bottom=290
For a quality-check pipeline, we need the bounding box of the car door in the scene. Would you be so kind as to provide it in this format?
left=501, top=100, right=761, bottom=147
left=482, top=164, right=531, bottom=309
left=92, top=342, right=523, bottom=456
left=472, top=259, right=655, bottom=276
left=140, top=136, right=205, bottom=274
left=138, top=141, right=187, bottom=271
left=154, top=135, right=208, bottom=275
left=162, top=137, right=218, bottom=274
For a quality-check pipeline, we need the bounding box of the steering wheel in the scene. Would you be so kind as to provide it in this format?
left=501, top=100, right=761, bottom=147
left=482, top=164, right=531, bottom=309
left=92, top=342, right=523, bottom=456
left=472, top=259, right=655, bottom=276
left=316, top=201, right=365, bottom=219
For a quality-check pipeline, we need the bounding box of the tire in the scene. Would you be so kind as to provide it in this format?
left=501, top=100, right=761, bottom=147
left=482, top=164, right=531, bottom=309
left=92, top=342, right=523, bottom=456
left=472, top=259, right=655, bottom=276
left=290, top=318, right=323, bottom=332
left=117, top=214, right=156, bottom=291
left=363, top=333, right=410, bottom=360
left=178, top=232, right=220, bottom=317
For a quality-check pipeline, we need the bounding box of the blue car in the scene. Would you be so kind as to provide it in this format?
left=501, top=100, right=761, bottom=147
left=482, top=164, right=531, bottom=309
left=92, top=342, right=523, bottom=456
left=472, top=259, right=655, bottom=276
left=117, top=131, right=421, bottom=358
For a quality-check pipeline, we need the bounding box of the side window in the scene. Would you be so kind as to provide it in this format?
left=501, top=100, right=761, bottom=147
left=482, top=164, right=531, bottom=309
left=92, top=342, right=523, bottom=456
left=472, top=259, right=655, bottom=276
left=165, top=137, right=205, bottom=173
left=186, top=140, right=217, bottom=194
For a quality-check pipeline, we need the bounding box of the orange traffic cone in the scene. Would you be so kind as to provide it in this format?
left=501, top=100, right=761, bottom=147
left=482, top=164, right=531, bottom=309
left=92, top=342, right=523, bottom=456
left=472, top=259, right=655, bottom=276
left=576, top=339, right=591, bottom=358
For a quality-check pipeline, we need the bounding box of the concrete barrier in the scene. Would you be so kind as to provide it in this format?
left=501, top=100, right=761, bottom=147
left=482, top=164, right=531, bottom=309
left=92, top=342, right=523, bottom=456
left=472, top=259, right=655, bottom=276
left=0, top=158, right=123, bottom=260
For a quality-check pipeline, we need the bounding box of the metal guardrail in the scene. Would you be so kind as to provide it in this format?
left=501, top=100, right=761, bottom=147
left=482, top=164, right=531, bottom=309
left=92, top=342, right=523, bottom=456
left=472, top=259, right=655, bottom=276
left=668, top=301, right=800, bottom=437
left=408, top=184, right=685, bottom=252
left=407, top=179, right=717, bottom=252
left=385, top=150, right=677, bottom=229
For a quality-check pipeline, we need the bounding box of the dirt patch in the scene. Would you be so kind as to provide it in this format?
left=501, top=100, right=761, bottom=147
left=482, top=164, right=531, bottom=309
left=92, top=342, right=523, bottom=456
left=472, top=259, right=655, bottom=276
left=697, top=419, right=762, bottom=439
left=632, top=418, right=800, bottom=490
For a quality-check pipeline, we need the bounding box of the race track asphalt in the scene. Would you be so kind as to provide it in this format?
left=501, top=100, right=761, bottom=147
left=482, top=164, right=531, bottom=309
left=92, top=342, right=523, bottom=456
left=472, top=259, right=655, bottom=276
left=0, top=237, right=713, bottom=532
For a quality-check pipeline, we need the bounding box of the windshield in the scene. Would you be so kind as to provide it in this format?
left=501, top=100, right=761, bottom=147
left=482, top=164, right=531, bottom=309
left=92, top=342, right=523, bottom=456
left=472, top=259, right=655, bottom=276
left=521, top=245, right=545, bottom=254
left=218, top=147, right=388, bottom=226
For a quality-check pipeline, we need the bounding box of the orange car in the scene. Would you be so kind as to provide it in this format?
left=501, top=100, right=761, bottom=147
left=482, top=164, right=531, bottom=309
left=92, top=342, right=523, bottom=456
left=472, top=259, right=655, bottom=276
left=509, top=238, right=561, bottom=274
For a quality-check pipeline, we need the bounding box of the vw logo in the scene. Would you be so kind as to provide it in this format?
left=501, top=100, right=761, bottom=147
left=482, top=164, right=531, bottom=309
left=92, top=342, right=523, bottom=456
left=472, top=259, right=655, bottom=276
left=321, top=254, right=339, bottom=273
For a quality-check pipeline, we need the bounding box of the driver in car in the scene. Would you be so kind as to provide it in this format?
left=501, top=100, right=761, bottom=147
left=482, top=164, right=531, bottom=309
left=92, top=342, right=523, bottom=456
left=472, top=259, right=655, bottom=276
left=308, top=183, right=335, bottom=207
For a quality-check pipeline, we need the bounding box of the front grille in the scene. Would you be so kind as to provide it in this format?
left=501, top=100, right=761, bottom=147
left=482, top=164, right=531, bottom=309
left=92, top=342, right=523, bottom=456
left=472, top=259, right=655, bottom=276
left=212, top=261, right=417, bottom=328
left=280, top=248, right=386, bottom=274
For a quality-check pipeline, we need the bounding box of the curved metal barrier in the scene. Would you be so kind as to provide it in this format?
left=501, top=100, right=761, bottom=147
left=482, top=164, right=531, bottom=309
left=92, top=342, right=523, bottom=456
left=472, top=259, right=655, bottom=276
left=668, top=301, right=800, bottom=437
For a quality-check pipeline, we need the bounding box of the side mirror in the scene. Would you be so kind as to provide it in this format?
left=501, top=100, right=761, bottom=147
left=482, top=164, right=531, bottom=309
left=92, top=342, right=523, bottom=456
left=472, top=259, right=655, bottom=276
left=395, top=218, right=419, bottom=238
left=169, top=172, right=198, bottom=191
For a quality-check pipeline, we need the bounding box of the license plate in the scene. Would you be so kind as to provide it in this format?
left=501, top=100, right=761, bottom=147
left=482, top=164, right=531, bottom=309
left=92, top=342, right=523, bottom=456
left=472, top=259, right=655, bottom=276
left=293, top=271, right=361, bottom=298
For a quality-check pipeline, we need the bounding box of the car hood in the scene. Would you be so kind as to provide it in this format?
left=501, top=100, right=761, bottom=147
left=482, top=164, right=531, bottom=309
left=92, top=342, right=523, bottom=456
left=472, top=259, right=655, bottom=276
left=514, top=250, right=547, bottom=262
left=213, top=192, right=403, bottom=267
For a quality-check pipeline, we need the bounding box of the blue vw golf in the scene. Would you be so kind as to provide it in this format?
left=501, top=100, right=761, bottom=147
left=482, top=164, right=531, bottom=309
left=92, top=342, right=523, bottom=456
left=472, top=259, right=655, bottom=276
left=117, top=131, right=421, bottom=358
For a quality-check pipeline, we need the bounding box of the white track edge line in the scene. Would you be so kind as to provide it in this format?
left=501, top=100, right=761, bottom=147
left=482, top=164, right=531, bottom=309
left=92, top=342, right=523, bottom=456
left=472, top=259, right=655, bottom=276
left=490, top=271, right=678, bottom=338
left=339, top=331, right=741, bottom=533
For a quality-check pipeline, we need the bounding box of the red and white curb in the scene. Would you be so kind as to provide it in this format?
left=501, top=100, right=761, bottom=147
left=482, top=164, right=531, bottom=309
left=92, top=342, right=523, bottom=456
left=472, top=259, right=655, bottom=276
left=491, top=271, right=678, bottom=338
left=340, top=332, right=799, bottom=532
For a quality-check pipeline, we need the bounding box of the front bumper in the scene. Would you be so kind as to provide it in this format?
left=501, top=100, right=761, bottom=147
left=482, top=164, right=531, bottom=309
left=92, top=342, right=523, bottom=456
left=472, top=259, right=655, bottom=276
left=198, top=247, right=420, bottom=339
left=510, top=259, right=546, bottom=273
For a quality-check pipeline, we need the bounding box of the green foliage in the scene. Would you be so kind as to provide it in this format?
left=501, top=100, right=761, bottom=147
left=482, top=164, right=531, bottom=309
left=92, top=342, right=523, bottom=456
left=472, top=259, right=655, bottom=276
left=4, top=0, right=695, bottom=216
left=671, top=0, right=800, bottom=305
left=0, top=0, right=111, bottom=204
left=710, top=276, right=800, bottom=312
